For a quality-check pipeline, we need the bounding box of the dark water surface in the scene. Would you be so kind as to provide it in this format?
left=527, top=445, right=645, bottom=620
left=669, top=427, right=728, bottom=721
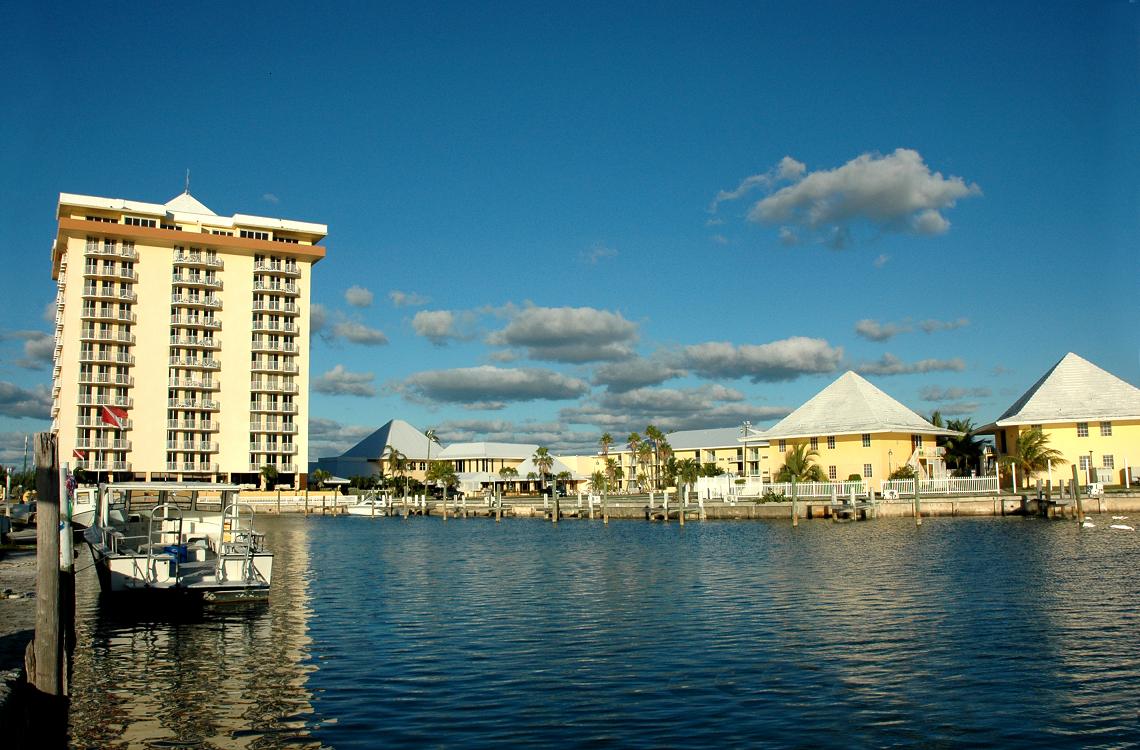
left=69, top=516, right=1140, bottom=748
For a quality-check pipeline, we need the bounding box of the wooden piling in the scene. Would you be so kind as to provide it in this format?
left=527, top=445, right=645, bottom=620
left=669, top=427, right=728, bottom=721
left=1072, top=465, right=1083, bottom=523
left=304, top=489, right=309, bottom=514
left=791, top=478, right=798, bottom=527
left=914, top=478, right=922, bottom=526
left=495, top=493, right=502, bottom=523
left=677, top=490, right=684, bottom=526
left=551, top=493, right=558, bottom=524
left=602, top=492, right=609, bottom=524
left=32, top=433, right=66, bottom=698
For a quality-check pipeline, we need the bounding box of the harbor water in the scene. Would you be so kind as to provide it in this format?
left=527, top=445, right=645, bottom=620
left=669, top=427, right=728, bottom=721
left=69, top=515, right=1140, bottom=748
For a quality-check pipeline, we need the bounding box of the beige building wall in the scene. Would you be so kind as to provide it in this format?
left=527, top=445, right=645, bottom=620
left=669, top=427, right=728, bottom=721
left=50, top=193, right=325, bottom=486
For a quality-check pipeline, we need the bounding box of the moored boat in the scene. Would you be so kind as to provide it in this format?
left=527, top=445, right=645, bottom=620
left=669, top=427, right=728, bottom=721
left=83, top=482, right=273, bottom=601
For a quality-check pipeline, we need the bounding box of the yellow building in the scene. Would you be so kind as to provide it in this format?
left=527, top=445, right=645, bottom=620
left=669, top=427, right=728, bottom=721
left=982, top=352, right=1140, bottom=487
left=761, top=371, right=955, bottom=483
left=50, top=190, right=326, bottom=487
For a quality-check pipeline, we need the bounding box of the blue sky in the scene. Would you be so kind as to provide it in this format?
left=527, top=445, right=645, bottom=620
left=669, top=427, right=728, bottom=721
left=1, top=1, right=1136, bottom=463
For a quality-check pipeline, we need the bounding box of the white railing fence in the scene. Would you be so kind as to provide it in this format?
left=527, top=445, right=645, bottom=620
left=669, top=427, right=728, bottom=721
left=879, top=476, right=1000, bottom=498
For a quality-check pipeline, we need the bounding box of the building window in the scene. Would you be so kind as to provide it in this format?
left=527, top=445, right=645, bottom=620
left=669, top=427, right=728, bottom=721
left=240, top=229, right=269, bottom=240
left=778, top=440, right=786, bottom=453
left=273, top=236, right=300, bottom=244
left=862, top=434, right=871, bottom=448
left=864, top=463, right=873, bottom=478
left=211, top=229, right=234, bottom=236
left=1103, top=455, right=1114, bottom=470
left=810, top=437, right=818, bottom=450
left=828, top=465, right=836, bottom=480
left=827, top=435, right=835, bottom=450
left=124, top=216, right=157, bottom=228
left=1100, top=422, right=1112, bottom=436
left=1077, top=422, right=1088, bottom=437
left=85, top=215, right=117, bottom=223
left=1079, top=456, right=1090, bottom=471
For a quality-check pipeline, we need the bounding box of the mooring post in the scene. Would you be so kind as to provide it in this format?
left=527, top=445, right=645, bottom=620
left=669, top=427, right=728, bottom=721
left=678, top=489, right=685, bottom=526
left=663, top=491, right=669, bottom=523
left=914, top=477, right=922, bottom=526
left=551, top=493, right=558, bottom=524
left=791, top=478, right=798, bottom=527
left=33, top=433, right=65, bottom=699
left=602, top=492, right=609, bottom=524
left=304, top=490, right=309, bottom=514
left=588, top=492, right=595, bottom=520
left=1072, top=465, right=1084, bottom=523
left=495, top=492, right=502, bottom=523
left=276, top=489, right=281, bottom=514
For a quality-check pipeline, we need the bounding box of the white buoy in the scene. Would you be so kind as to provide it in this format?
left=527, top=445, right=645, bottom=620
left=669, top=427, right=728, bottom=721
left=1109, top=524, right=1134, bottom=531
left=1081, top=521, right=1096, bottom=528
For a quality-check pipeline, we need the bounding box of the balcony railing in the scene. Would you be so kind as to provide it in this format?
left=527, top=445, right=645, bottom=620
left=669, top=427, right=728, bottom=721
left=168, top=377, right=220, bottom=390
left=250, top=361, right=299, bottom=374
left=250, top=381, right=299, bottom=394
left=170, top=315, right=222, bottom=329
left=171, top=273, right=223, bottom=290
left=77, top=416, right=133, bottom=430
left=74, top=439, right=132, bottom=451
left=249, top=422, right=298, bottom=434
left=170, top=294, right=222, bottom=308
left=167, top=398, right=220, bottom=410
left=251, top=340, right=297, bottom=353
left=77, top=395, right=133, bottom=408
left=172, top=253, right=223, bottom=269
left=248, top=463, right=296, bottom=473
left=249, top=443, right=298, bottom=454
left=76, top=461, right=132, bottom=472
left=82, top=286, right=136, bottom=302
left=249, top=401, right=298, bottom=414
left=85, top=243, right=136, bottom=260
left=168, top=356, right=220, bottom=370
left=253, top=261, right=302, bottom=278
left=165, top=442, right=219, bottom=453
left=169, top=335, right=220, bottom=349
left=252, top=281, right=300, bottom=296
left=80, top=330, right=135, bottom=345
left=166, top=462, right=219, bottom=473
left=81, top=308, right=136, bottom=323
left=165, top=420, right=218, bottom=431
left=80, top=352, right=135, bottom=365
left=252, top=301, right=299, bottom=316
left=251, top=321, right=298, bottom=333
left=79, top=373, right=134, bottom=387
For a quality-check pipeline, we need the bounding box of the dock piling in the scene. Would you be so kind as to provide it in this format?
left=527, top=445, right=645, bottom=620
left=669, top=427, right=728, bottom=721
left=914, top=478, right=922, bottom=526
left=791, top=478, right=798, bottom=527
left=1072, top=465, right=1083, bottom=523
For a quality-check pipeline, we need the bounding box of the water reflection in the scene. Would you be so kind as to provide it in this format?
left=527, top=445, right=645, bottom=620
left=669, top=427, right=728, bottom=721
left=70, top=519, right=320, bottom=750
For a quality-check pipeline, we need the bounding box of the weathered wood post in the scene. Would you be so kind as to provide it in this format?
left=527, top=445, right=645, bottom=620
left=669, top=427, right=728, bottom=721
left=678, top=489, right=685, bottom=526
left=791, top=478, right=798, bottom=528
left=276, top=489, right=281, bottom=514
left=914, top=477, right=922, bottom=526
left=304, top=489, right=309, bottom=515
left=663, top=490, right=669, bottom=523
left=322, top=493, right=327, bottom=515
left=588, top=492, right=594, bottom=520
left=1072, top=465, right=1084, bottom=523
left=551, top=493, right=558, bottom=524
left=495, top=492, right=502, bottom=523
left=602, top=492, right=609, bottom=524
left=32, top=433, right=65, bottom=699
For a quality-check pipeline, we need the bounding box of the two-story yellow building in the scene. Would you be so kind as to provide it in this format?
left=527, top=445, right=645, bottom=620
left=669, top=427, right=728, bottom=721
left=982, top=353, right=1140, bottom=487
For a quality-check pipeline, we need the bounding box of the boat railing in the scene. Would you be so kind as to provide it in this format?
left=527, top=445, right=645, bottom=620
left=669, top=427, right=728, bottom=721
left=220, top=502, right=263, bottom=584
left=145, top=504, right=184, bottom=583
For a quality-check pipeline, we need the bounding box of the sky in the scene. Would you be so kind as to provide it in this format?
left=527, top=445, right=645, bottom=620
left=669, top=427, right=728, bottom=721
left=0, top=0, right=1136, bottom=465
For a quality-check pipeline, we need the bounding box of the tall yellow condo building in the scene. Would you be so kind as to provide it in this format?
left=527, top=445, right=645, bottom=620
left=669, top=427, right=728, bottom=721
left=49, top=190, right=326, bottom=487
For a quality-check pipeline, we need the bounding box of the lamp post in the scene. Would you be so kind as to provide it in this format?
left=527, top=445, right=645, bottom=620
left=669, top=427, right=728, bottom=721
left=740, top=420, right=751, bottom=478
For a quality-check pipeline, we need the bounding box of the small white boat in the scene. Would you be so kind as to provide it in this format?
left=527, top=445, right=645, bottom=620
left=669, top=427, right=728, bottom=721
left=84, top=482, right=273, bottom=601
left=345, top=494, right=392, bottom=517
left=71, top=485, right=98, bottom=529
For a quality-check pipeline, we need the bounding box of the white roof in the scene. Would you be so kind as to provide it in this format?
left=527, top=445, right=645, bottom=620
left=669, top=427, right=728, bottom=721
left=762, top=371, right=955, bottom=440
left=666, top=426, right=769, bottom=450
left=164, top=191, right=216, bottom=215
left=436, top=442, right=535, bottom=460
left=990, top=352, right=1140, bottom=426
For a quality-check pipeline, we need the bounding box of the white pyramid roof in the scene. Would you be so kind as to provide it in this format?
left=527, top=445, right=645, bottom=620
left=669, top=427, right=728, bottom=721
left=762, top=371, right=954, bottom=440
left=991, top=353, right=1140, bottom=426
left=164, top=191, right=216, bottom=215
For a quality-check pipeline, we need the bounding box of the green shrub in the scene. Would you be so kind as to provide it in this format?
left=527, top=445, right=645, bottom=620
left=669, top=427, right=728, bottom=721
left=847, top=474, right=862, bottom=481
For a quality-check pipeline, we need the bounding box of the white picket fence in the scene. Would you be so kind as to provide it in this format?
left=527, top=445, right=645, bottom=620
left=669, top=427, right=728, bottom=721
left=879, top=476, right=999, bottom=498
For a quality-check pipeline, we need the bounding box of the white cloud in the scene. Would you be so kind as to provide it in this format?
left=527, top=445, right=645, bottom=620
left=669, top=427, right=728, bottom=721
left=310, top=303, right=328, bottom=338
left=308, top=417, right=377, bottom=460
left=389, top=290, right=430, bottom=308
left=678, top=337, right=843, bottom=383
left=262, top=193, right=280, bottom=204
left=400, top=366, right=590, bottom=409
left=873, top=253, right=890, bottom=268
left=920, top=385, right=991, bottom=402
left=332, top=319, right=388, bottom=345
left=487, top=305, right=638, bottom=363
left=711, top=234, right=729, bottom=245
left=42, top=301, right=57, bottom=323
left=581, top=242, right=618, bottom=265
left=412, top=310, right=477, bottom=346
left=919, top=317, right=970, bottom=334
left=562, top=384, right=793, bottom=434
left=0, top=381, right=52, bottom=419
left=436, top=419, right=598, bottom=455
left=778, top=227, right=799, bottom=246
left=856, top=353, right=966, bottom=376
left=1, top=330, right=54, bottom=370
left=725, top=149, right=979, bottom=246
left=344, top=285, right=374, bottom=308
left=709, top=156, right=806, bottom=213
left=854, top=319, right=912, bottom=342
left=935, top=401, right=981, bottom=416
left=313, top=365, right=375, bottom=397
left=592, top=356, right=686, bottom=392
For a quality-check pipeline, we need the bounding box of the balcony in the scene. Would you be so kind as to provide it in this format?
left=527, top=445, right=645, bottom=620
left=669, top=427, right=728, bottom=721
left=171, top=294, right=222, bottom=309
left=170, top=315, right=221, bottom=330
left=81, top=308, right=136, bottom=323
left=166, top=419, right=218, bottom=431
left=249, top=401, right=298, bottom=414
left=83, top=265, right=137, bottom=282
left=82, top=285, right=137, bottom=302
left=84, top=244, right=137, bottom=261
left=250, top=360, right=299, bottom=374
left=250, top=380, right=299, bottom=395
left=79, top=352, right=134, bottom=365
left=249, top=422, right=298, bottom=434
left=165, top=441, right=219, bottom=453
left=253, top=281, right=300, bottom=297
left=168, top=377, right=220, bottom=391
left=168, top=356, right=220, bottom=370
left=251, top=340, right=297, bottom=354
left=248, top=463, right=296, bottom=473
left=172, top=253, right=223, bottom=269
left=249, top=443, right=298, bottom=454
left=77, top=416, right=133, bottom=430
left=253, top=261, right=302, bottom=278
left=79, top=329, right=135, bottom=345
left=251, top=320, right=298, bottom=334
left=77, top=395, right=133, bottom=408
left=79, top=373, right=134, bottom=387
left=77, top=461, right=132, bottom=473
left=169, top=335, right=220, bottom=350
left=74, top=438, right=132, bottom=451
left=167, top=398, right=220, bottom=411
left=166, top=462, right=219, bottom=474
left=171, top=273, right=223, bottom=290
left=252, top=301, right=299, bottom=316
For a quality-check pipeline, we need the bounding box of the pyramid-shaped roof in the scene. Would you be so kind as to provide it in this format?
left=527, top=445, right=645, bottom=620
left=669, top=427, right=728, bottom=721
left=991, top=353, right=1140, bottom=426
left=164, top=191, right=216, bottom=216
left=339, top=419, right=438, bottom=460
left=762, top=371, right=954, bottom=440
left=667, top=426, right=769, bottom=450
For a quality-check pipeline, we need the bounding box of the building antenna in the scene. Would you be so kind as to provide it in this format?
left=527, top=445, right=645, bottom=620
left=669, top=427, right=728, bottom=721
left=184, top=168, right=191, bottom=194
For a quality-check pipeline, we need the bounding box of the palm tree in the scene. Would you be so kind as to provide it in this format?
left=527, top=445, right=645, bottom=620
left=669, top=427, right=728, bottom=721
left=556, top=470, right=572, bottom=496
left=658, top=440, right=673, bottom=488
left=943, top=418, right=984, bottom=476
left=645, top=425, right=666, bottom=489
left=590, top=470, right=608, bottom=495
left=930, top=410, right=944, bottom=428
left=775, top=443, right=827, bottom=482
left=424, top=429, right=439, bottom=493
left=426, top=460, right=458, bottom=503
left=675, top=457, right=700, bottom=504
left=260, top=464, right=278, bottom=491
left=609, top=459, right=624, bottom=493
left=599, top=432, right=613, bottom=461
left=383, top=444, right=409, bottom=499
left=533, top=447, right=554, bottom=495
left=310, top=468, right=331, bottom=490
left=1001, top=427, right=1065, bottom=487
left=636, top=443, right=653, bottom=491
left=498, top=465, right=519, bottom=494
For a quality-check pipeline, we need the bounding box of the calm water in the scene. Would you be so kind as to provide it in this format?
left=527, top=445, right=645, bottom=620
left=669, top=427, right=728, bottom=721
left=69, top=515, right=1140, bottom=749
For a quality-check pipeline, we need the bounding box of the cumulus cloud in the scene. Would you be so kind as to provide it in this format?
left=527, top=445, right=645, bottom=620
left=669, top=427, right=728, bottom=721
left=919, top=385, right=991, bottom=402
left=312, top=365, right=376, bottom=397
left=389, top=290, right=430, bottom=308
left=854, top=319, right=912, bottom=342
left=591, top=356, right=686, bottom=392
left=562, top=384, right=793, bottom=434
left=42, top=301, right=57, bottom=323
left=856, top=353, right=966, bottom=376
left=581, top=242, right=618, bottom=265
left=412, top=310, right=477, bottom=346
left=1, top=330, right=55, bottom=369
left=873, top=254, right=890, bottom=268
left=709, top=156, right=806, bottom=213
left=935, top=401, right=981, bottom=416
left=0, top=432, right=35, bottom=464
left=399, top=366, right=590, bottom=410
left=778, top=227, right=799, bottom=246
left=715, top=149, right=979, bottom=246
left=487, top=305, right=638, bottom=364
left=310, top=303, right=328, bottom=339
left=344, top=285, right=374, bottom=308
left=262, top=193, right=280, bottom=204
left=437, top=419, right=598, bottom=455
left=330, top=318, right=388, bottom=346
left=679, top=337, right=843, bottom=383
left=0, top=381, right=52, bottom=419
left=308, top=417, right=377, bottom=460
left=919, top=317, right=970, bottom=334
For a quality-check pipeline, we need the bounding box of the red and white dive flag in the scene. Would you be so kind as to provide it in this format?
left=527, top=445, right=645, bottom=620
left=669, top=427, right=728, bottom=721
left=101, top=405, right=128, bottom=429
left=73, top=448, right=86, bottom=461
